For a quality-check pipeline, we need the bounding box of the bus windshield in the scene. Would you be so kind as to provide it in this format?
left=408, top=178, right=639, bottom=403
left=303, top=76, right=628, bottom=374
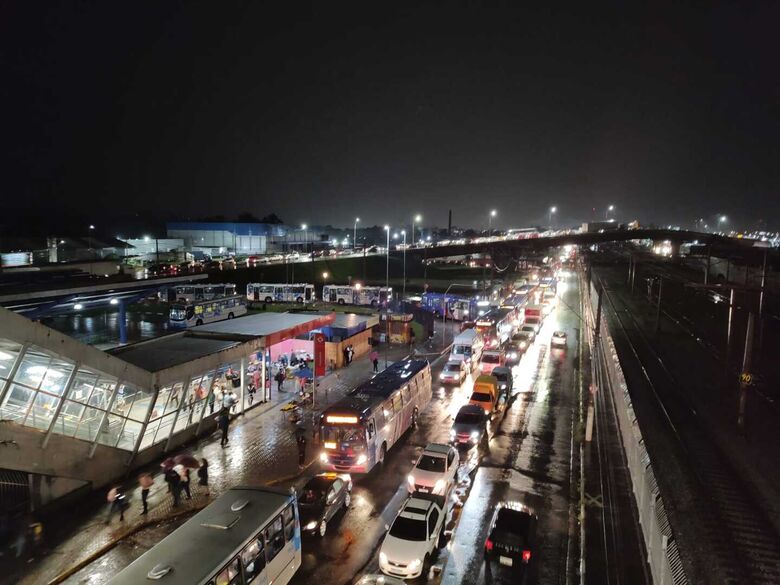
left=321, top=425, right=365, bottom=445
left=170, top=306, right=187, bottom=321
left=452, top=345, right=472, bottom=357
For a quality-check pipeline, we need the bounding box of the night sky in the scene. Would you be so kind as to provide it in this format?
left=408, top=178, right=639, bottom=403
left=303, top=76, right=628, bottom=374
left=3, top=1, right=779, bottom=232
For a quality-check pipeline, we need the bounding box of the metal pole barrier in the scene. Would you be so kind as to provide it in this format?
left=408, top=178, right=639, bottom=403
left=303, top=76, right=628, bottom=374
left=725, top=288, right=736, bottom=381
left=758, top=249, right=767, bottom=350
left=737, top=313, right=754, bottom=433
left=655, top=277, right=663, bottom=333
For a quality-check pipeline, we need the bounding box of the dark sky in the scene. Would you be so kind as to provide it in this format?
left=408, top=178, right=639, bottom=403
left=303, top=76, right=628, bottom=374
left=3, top=1, right=779, bottom=233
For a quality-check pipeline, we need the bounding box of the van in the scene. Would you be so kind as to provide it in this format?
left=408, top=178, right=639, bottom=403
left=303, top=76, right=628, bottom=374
left=450, top=329, right=485, bottom=370
left=470, top=375, right=500, bottom=415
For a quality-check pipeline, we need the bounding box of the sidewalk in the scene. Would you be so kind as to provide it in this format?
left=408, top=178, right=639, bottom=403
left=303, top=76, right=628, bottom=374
left=8, top=338, right=450, bottom=585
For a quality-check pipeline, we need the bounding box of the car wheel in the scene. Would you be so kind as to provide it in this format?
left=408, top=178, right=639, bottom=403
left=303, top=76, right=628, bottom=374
left=195, top=319, right=203, bottom=326
left=265, top=297, right=273, bottom=303
left=227, top=312, right=234, bottom=319
left=421, top=553, right=431, bottom=580
left=378, top=443, right=387, bottom=467
left=344, top=491, right=351, bottom=509
left=318, top=519, right=327, bottom=537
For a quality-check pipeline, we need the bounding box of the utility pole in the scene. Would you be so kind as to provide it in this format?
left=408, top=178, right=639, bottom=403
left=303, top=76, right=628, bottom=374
left=737, top=313, right=755, bottom=433
left=655, top=277, right=663, bottom=333
left=724, top=288, right=736, bottom=378
left=704, top=245, right=711, bottom=284
left=758, top=249, right=768, bottom=349
left=586, top=285, right=603, bottom=443
left=630, top=256, right=637, bottom=294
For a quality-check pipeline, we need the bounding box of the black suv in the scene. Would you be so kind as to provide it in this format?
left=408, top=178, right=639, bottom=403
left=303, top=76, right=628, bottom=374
left=484, top=502, right=537, bottom=577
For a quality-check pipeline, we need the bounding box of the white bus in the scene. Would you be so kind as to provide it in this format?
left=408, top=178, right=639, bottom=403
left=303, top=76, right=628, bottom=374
left=319, top=359, right=432, bottom=474
left=169, top=295, right=247, bottom=328
left=246, top=283, right=315, bottom=303
left=322, top=284, right=392, bottom=307
left=107, top=487, right=301, bottom=585
left=165, top=283, right=237, bottom=303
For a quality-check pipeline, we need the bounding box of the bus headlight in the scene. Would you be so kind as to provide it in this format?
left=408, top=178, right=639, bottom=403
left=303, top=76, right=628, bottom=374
left=319, top=452, right=329, bottom=463
left=356, top=454, right=367, bottom=465
left=305, top=521, right=317, bottom=530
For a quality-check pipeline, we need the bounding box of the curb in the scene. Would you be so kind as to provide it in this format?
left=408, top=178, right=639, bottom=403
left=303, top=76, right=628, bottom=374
left=46, top=501, right=208, bottom=585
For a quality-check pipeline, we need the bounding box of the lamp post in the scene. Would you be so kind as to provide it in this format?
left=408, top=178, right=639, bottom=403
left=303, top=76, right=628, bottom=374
left=488, top=209, right=496, bottom=236
left=605, top=204, right=615, bottom=221
left=394, top=231, right=407, bottom=301
left=549, top=206, right=557, bottom=228
left=301, top=224, right=308, bottom=257
left=354, top=217, right=360, bottom=250
left=384, top=225, right=391, bottom=368
left=88, top=224, right=95, bottom=276
left=482, top=210, right=497, bottom=295
left=412, top=214, right=422, bottom=247
left=718, top=215, right=727, bottom=233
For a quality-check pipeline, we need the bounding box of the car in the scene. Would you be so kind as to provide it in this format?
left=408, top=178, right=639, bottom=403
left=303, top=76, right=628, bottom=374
left=504, top=342, right=522, bottom=366
left=450, top=404, right=488, bottom=447
left=484, top=502, right=537, bottom=576
left=379, top=493, right=447, bottom=580
left=479, top=349, right=505, bottom=375
left=469, top=389, right=496, bottom=416
left=407, top=443, right=459, bottom=495
left=551, top=330, right=567, bottom=348
left=491, top=366, right=513, bottom=397
left=204, top=259, right=222, bottom=271
left=518, top=324, right=537, bottom=342
left=354, top=575, right=407, bottom=585
left=439, top=360, right=468, bottom=384
left=298, top=473, right=352, bottom=537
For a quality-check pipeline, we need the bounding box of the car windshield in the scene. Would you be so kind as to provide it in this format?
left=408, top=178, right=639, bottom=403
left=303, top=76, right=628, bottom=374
left=493, top=372, right=509, bottom=383
left=455, top=412, right=483, bottom=425
left=416, top=455, right=446, bottom=472
left=522, top=326, right=535, bottom=332
left=389, top=516, right=427, bottom=541
left=482, top=354, right=501, bottom=363
left=471, top=392, right=492, bottom=402
left=299, top=488, right=326, bottom=505
left=444, top=363, right=461, bottom=373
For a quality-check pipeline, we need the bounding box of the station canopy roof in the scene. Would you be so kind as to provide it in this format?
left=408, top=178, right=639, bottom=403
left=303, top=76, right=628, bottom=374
left=109, top=312, right=335, bottom=375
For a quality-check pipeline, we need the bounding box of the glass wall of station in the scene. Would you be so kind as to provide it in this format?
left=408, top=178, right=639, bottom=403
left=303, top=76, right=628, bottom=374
left=0, top=337, right=267, bottom=458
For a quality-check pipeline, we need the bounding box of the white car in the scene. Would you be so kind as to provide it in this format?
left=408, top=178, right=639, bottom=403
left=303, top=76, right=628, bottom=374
left=379, top=493, right=447, bottom=580
left=439, top=360, right=467, bottom=384
left=407, top=443, right=459, bottom=495
left=551, top=330, right=567, bottom=348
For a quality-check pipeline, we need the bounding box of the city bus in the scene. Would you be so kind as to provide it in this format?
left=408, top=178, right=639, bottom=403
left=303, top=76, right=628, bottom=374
left=322, top=284, right=391, bottom=307
left=107, top=487, right=301, bottom=585
left=475, top=308, right=516, bottom=348
left=169, top=295, right=247, bottom=328
left=166, top=283, right=237, bottom=303
left=246, top=283, right=315, bottom=303
left=319, top=359, right=432, bottom=474
left=420, top=292, right=478, bottom=321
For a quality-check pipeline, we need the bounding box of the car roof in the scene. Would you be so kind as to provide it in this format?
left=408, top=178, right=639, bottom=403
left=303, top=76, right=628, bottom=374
left=422, top=443, right=451, bottom=455
left=492, top=366, right=511, bottom=375
left=445, top=360, right=463, bottom=366
left=402, top=493, right=445, bottom=516
left=458, top=403, right=487, bottom=415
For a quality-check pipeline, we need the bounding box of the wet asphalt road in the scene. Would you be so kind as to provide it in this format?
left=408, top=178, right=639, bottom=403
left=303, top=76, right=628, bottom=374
left=296, top=277, right=580, bottom=585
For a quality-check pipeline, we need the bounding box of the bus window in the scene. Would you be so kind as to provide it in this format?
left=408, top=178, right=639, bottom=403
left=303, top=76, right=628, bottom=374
left=265, top=515, right=285, bottom=562
left=241, top=535, right=266, bottom=583
left=283, top=504, right=296, bottom=541
left=392, top=393, right=403, bottom=413
left=401, top=386, right=411, bottom=404
left=186, top=306, right=195, bottom=320
left=383, top=400, right=395, bottom=423
left=367, top=420, right=375, bottom=439
left=214, top=557, right=241, bottom=585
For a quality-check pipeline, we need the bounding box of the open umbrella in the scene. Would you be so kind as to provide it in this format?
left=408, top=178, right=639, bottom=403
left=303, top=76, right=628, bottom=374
left=160, top=457, right=176, bottom=471
left=293, top=367, right=313, bottom=379
left=174, top=453, right=201, bottom=469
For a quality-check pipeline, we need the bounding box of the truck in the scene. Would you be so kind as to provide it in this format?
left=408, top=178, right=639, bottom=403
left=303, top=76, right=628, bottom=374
left=524, top=305, right=544, bottom=332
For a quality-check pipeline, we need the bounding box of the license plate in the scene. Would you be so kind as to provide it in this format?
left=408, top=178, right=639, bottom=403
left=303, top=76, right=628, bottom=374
left=418, top=487, right=429, bottom=493
left=499, top=555, right=513, bottom=567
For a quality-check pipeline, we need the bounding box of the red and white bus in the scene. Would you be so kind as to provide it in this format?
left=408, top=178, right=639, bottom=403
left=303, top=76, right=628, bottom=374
left=475, top=308, right=516, bottom=348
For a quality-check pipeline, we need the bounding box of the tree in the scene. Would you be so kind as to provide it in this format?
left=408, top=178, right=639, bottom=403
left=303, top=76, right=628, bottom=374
left=259, top=213, right=284, bottom=224
left=237, top=211, right=261, bottom=223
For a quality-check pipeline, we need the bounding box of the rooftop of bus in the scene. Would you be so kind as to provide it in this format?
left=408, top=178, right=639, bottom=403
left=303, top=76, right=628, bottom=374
left=106, top=486, right=292, bottom=585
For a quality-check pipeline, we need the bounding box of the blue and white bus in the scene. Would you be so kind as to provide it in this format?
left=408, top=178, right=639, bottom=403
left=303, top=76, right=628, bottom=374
left=322, top=284, right=392, bottom=307
left=420, top=292, right=478, bottom=321
left=246, top=283, right=315, bottom=303
left=169, top=295, right=247, bottom=328
left=166, top=283, right=237, bottom=303
left=107, top=487, right=301, bottom=585
left=319, top=359, right=432, bottom=474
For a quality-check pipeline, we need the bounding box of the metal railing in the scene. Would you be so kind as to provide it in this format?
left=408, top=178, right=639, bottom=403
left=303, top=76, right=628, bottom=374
left=583, top=274, right=688, bottom=585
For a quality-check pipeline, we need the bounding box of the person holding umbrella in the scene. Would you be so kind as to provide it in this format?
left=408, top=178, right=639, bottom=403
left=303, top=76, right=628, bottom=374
left=370, top=349, right=379, bottom=373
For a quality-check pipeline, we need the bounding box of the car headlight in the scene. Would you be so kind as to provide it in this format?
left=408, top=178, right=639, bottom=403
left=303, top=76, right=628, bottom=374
left=500, top=384, right=507, bottom=390
left=449, top=429, right=456, bottom=439
left=434, top=479, right=445, bottom=493
left=519, top=341, right=527, bottom=348
left=471, top=430, right=480, bottom=440
left=509, top=353, right=517, bottom=359
left=439, top=373, right=445, bottom=380
left=357, top=454, right=367, bottom=465
left=407, top=474, right=416, bottom=486
left=305, top=521, right=317, bottom=530
left=409, top=558, right=422, bottom=571
left=319, top=452, right=329, bottom=463
left=380, top=552, right=388, bottom=564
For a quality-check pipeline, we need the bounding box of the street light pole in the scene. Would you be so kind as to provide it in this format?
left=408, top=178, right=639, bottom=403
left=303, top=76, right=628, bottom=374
left=412, top=215, right=421, bottom=247
left=384, top=225, right=391, bottom=368
left=354, top=218, right=359, bottom=250
left=549, top=206, right=557, bottom=228
left=483, top=210, right=496, bottom=296
left=605, top=204, right=614, bottom=221
left=401, top=231, right=407, bottom=301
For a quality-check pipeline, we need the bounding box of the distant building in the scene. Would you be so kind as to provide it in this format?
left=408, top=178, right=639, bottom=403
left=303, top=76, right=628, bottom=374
left=580, top=220, right=621, bottom=233
left=0, top=236, right=132, bottom=267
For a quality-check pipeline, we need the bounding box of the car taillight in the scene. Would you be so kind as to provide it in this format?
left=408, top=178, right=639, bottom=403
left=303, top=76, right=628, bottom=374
left=485, top=539, right=493, bottom=552
left=522, top=549, right=531, bottom=563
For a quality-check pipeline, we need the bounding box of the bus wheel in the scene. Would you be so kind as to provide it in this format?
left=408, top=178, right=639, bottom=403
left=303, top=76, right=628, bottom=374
left=265, top=297, right=273, bottom=303
left=411, top=408, right=419, bottom=429
left=338, top=299, right=345, bottom=305
left=227, top=312, right=234, bottom=319
left=195, top=319, right=203, bottom=326
left=296, top=297, right=304, bottom=303
left=370, top=300, right=378, bottom=308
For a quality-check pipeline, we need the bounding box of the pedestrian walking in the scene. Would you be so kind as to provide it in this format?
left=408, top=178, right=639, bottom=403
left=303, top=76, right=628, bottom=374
left=180, top=466, right=192, bottom=500
left=208, top=389, right=216, bottom=414
left=370, top=349, right=379, bottom=372
left=275, top=368, right=285, bottom=392
left=165, top=467, right=182, bottom=507
left=138, top=472, right=153, bottom=515
left=104, top=485, right=128, bottom=524
left=296, top=434, right=307, bottom=467
left=197, top=458, right=209, bottom=495
left=171, top=387, right=180, bottom=408
left=247, top=382, right=256, bottom=405
left=253, top=367, right=261, bottom=392
left=218, top=409, right=230, bottom=447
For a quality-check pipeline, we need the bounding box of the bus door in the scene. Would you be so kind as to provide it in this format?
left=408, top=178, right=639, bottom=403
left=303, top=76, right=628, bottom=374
left=305, top=286, right=313, bottom=301
left=328, top=288, right=337, bottom=303
left=253, top=285, right=260, bottom=301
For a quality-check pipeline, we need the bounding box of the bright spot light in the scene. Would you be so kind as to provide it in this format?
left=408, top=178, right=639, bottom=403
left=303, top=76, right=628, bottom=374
left=109, top=298, right=119, bottom=305
left=550, top=206, right=557, bottom=213
left=301, top=223, right=307, bottom=230
left=415, top=214, right=422, bottom=222
left=384, top=225, right=390, bottom=231
left=74, top=303, right=84, bottom=310
left=322, top=272, right=329, bottom=278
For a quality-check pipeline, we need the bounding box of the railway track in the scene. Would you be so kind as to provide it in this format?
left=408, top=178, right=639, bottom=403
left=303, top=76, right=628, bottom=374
left=598, top=276, right=780, bottom=585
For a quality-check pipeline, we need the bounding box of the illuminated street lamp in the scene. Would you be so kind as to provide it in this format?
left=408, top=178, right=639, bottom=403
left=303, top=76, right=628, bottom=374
left=605, top=204, right=615, bottom=220
left=394, top=230, right=408, bottom=300
left=549, top=206, right=557, bottom=228
left=383, top=225, right=391, bottom=367
left=412, top=214, right=422, bottom=247
left=301, top=223, right=308, bottom=256
left=322, top=271, right=329, bottom=285
left=354, top=217, right=360, bottom=250
left=719, top=215, right=727, bottom=231
left=488, top=209, right=497, bottom=236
